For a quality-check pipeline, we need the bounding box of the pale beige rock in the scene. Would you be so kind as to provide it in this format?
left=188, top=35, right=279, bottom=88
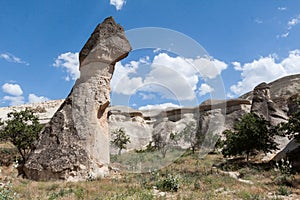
left=23, top=17, right=131, bottom=181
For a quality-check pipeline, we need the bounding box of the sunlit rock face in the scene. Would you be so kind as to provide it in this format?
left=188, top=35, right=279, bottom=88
left=23, top=17, right=131, bottom=181
left=251, top=82, right=288, bottom=126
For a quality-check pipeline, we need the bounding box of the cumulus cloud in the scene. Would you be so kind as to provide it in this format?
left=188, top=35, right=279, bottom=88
left=2, top=83, right=23, bottom=96
left=139, top=103, right=181, bottom=110
left=230, top=50, right=300, bottom=96
left=111, top=59, right=146, bottom=95
left=0, top=53, right=29, bottom=66
left=28, top=94, right=50, bottom=104
left=53, top=52, right=79, bottom=81
left=198, top=83, right=214, bottom=96
left=111, top=53, right=227, bottom=101
left=3, top=96, right=24, bottom=106
left=143, top=53, right=227, bottom=100
left=110, top=0, right=126, bottom=10
left=189, top=56, right=228, bottom=79
left=144, top=53, right=199, bottom=100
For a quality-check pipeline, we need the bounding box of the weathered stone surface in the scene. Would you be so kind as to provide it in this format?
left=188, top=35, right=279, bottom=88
left=241, top=74, right=300, bottom=113
left=2, top=74, right=300, bottom=170
left=23, top=16, right=131, bottom=181
left=251, top=82, right=288, bottom=125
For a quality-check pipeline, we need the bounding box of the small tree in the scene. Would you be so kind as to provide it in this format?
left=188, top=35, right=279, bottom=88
left=181, top=122, right=203, bottom=154
left=222, top=112, right=279, bottom=162
left=152, top=122, right=176, bottom=158
left=0, top=109, right=43, bottom=163
left=278, top=98, right=300, bottom=142
left=111, top=128, right=131, bottom=155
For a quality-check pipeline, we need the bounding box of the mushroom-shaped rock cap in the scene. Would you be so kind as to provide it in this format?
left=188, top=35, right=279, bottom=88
left=254, top=82, right=271, bottom=90
left=79, top=16, right=131, bottom=67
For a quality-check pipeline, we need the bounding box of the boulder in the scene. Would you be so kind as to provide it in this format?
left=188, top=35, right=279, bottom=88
left=23, top=17, right=131, bottom=181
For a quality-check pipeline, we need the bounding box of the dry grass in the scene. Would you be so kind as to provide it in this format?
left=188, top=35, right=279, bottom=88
left=1, top=144, right=300, bottom=200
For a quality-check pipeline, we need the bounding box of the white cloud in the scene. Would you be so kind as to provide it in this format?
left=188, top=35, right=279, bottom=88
left=232, top=61, right=242, bottom=71
left=288, top=15, right=300, bottom=29
left=139, top=93, right=156, bottom=100
left=139, top=103, right=181, bottom=110
left=111, top=53, right=227, bottom=101
left=3, top=96, right=24, bottom=106
left=2, top=83, right=23, bottom=96
left=198, top=83, right=214, bottom=96
left=111, top=59, right=145, bottom=95
left=230, top=50, right=300, bottom=96
left=0, top=53, right=29, bottom=65
left=189, top=56, right=228, bottom=79
left=110, top=0, right=126, bottom=10
left=144, top=53, right=199, bottom=100
left=280, top=32, right=289, bottom=38
left=278, top=14, right=300, bottom=38
left=278, top=7, right=287, bottom=11
left=53, top=52, right=79, bottom=81
left=28, top=94, right=50, bottom=104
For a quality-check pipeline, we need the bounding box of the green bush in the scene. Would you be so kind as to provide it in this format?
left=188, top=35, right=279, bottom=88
left=156, top=174, right=179, bottom=192
left=221, top=113, right=279, bottom=161
left=0, top=109, right=43, bottom=163
left=111, top=128, right=131, bottom=155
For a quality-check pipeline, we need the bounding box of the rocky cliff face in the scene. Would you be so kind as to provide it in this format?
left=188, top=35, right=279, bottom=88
left=23, top=17, right=131, bottom=181
left=1, top=72, right=299, bottom=170
left=241, top=74, right=300, bottom=113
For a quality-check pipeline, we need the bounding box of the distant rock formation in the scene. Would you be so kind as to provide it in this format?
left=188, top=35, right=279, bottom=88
left=251, top=82, right=288, bottom=125
left=23, top=17, right=131, bottom=181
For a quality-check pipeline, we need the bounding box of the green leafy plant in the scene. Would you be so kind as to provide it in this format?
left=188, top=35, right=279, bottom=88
left=111, top=128, right=131, bottom=155
left=221, top=113, right=279, bottom=162
left=156, top=174, right=180, bottom=192
left=274, top=158, right=295, bottom=186
left=276, top=186, right=290, bottom=196
left=0, top=109, right=43, bottom=163
left=278, top=98, right=300, bottom=142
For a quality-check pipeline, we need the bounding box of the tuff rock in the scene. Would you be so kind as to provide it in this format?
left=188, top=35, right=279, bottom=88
left=23, top=17, right=131, bottom=181
left=251, top=82, right=288, bottom=125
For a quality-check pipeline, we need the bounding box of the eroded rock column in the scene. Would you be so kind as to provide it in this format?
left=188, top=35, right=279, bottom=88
left=24, top=17, right=131, bottom=181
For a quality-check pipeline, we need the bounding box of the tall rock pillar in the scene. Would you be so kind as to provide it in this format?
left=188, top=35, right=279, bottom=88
left=24, top=17, right=131, bottom=181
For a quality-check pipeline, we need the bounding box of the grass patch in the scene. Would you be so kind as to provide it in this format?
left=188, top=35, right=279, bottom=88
left=0, top=147, right=299, bottom=199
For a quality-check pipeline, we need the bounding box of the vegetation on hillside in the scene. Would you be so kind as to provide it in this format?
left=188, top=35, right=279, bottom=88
left=221, top=112, right=279, bottom=161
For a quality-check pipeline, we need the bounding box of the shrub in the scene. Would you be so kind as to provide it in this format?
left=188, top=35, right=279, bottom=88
left=0, top=109, right=42, bottom=163
left=156, top=174, right=179, bottom=192
left=222, top=113, right=279, bottom=161
left=111, top=128, right=131, bottom=155
left=274, top=158, right=295, bottom=186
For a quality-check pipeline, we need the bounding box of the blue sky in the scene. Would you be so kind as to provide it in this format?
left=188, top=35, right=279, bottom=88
left=1, top=0, right=300, bottom=110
